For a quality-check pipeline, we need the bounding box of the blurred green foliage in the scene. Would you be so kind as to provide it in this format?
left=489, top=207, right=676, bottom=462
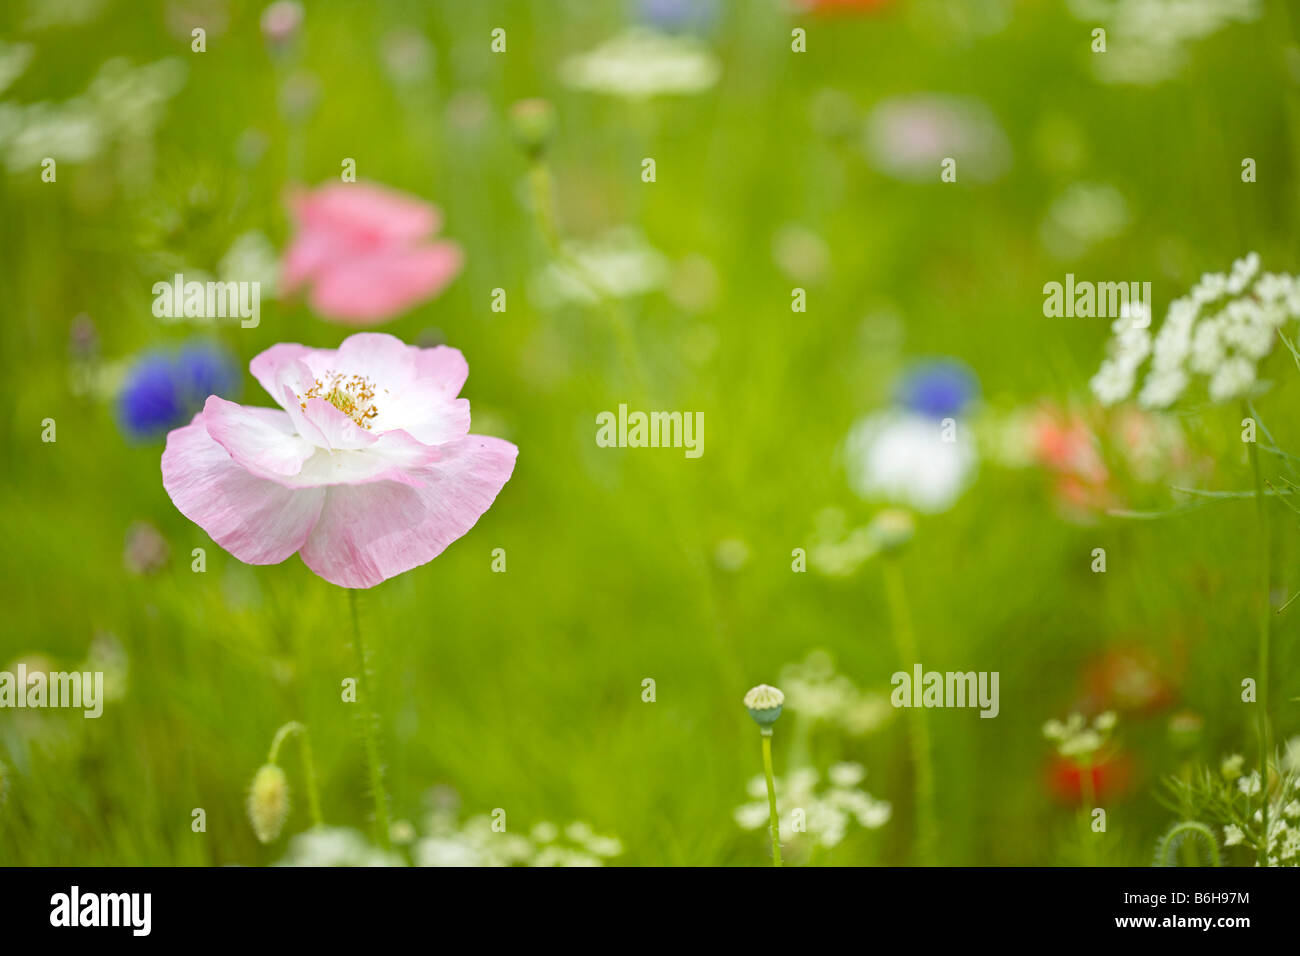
left=2, top=0, right=1299, bottom=865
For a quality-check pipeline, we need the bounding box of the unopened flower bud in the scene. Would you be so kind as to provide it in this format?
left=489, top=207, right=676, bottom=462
left=1220, top=753, right=1244, bottom=782
left=1167, top=710, right=1203, bottom=752
left=247, top=764, right=290, bottom=843
left=869, top=508, right=915, bottom=554
left=509, top=98, right=556, bottom=159
left=744, top=684, right=785, bottom=730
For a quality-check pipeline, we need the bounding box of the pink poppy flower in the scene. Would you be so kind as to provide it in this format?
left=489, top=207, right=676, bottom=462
left=281, top=183, right=464, bottom=324
left=161, top=332, right=517, bottom=588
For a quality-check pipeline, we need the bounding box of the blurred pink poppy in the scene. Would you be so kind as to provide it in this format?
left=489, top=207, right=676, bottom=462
left=161, top=332, right=516, bottom=588
left=282, top=183, right=464, bottom=325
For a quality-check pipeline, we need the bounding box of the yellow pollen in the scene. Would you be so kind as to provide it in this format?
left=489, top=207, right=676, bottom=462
left=301, top=372, right=381, bottom=429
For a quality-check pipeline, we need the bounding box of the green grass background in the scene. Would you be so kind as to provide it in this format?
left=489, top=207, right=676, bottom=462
left=2, top=0, right=1299, bottom=865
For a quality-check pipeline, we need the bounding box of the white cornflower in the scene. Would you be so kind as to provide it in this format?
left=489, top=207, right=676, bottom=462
left=1092, top=253, right=1300, bottom=408
left=1223, top=824, right=1244, bottom=847
left=560, top=29, right=719, bottom=98
left=1238, top=770, right=1262, bottom=796
left=843, top=410, right=977, bottom=514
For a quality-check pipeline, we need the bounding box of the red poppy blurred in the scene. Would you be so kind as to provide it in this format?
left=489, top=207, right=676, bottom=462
left=1047, top=752, right=1133, bottom=805
left=1028, top=406, right=1113, bottom=519
left=1080, top=646, right=1175, bottom=716
left=1032, top=409, right=1107, bottom=484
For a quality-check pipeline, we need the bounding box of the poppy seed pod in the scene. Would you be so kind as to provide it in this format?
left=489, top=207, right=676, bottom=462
left=509, top=98, right=557, bottom=159
left=247, top=764, right=290, bottom=844
left=744, top=684, right=784, bottom=731
left=869, top=508, right=915, bottom=554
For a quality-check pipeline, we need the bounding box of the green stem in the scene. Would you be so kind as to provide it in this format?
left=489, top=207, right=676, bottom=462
left=1155, top=821, right=1221, bottom=868
left=1078, top=753, right=1097, bottom=865
left=527, top=161, right=560, bottom=252
left=348, top=590, right=391, bottom=849
left=526, top=159, right=648, bottom=392
left=761, top=731, right=782, bottom=867
left=268, top=720, right=323, bottom=828
left=1246, top=414, right=1272, bottom=868
left=882, top=556, right=937, bottom=865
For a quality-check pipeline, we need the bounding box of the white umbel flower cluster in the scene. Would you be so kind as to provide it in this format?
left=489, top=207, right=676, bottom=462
left=734, top=764, right=891, bottom=851
left=560, top=29, right=720, bottom=98
left=1091, top=253, right=1300, bottom=409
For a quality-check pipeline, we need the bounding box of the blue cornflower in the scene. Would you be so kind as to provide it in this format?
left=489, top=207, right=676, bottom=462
left=174, top=342, right=240, bottom=408
left=895, top=359, right=978, bottom=419
left=636, top=0, right=718, bottom=32
left=117, top=342, right=240, bottom=440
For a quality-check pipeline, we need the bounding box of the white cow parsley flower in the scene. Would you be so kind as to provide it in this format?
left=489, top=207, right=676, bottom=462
left=734, top=765, right=891, bottom=854
left=560, top=29, right=719, bottom=98
left=1092, top=253, right=1300, bottom=408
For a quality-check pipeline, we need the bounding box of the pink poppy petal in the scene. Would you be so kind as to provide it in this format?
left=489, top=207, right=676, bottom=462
left=334, top=332, right=419, bottom=386
left=299, top=396, right=379, bottom=451
left=291, top=439, right=433, bottom=489
left=203, top=396, right=315, bottom=480
left=307, top=242, right=463, bottom=323
left=250, top=342, right=317, bottom=409
left=161, top=414, right=326, bottom=564
left=290, top=183, right=440, bottom=245
left=414, top=345, right=469, bottom=398
left=299, top=434, right=517, bottom=588
left=282, top=229, right=352, bottom=292
left=328, top=334, right=470, bottom=443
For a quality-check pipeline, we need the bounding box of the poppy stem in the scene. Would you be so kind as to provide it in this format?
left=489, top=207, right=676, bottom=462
left=348, top=590, right=391, bottom=849
left=760, top=731, right=783, bottom=867
left=1078, top=753, right=1097, bottom=865
left=882, top=556, right=937, bottom=865
left=267, top=720, right=323, bottom=828
left=1245, top=410, right=1271, bottom=867
left=525, top=159, right=648, bottom=393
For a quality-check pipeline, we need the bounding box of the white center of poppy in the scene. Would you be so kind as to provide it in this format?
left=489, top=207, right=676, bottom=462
left=300, top=372, right=381, bottom=429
